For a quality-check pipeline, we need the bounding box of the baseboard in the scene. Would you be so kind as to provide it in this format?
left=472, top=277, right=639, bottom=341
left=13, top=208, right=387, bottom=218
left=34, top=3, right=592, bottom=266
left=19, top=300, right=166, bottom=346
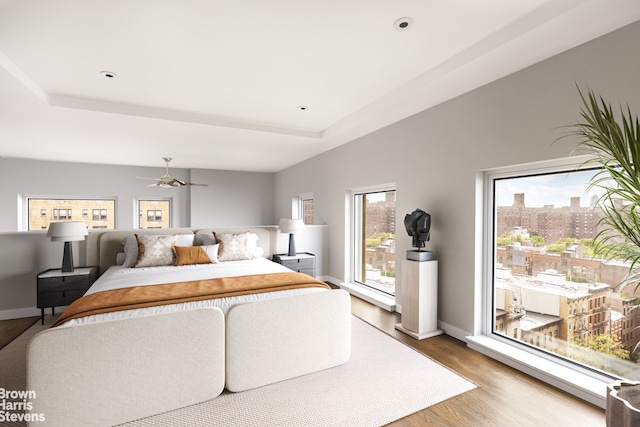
left=438, top=320, right=470, bottom=343
left=321, top=276, right=396, bottom=312
left=0, top=306, right=41, bottom=320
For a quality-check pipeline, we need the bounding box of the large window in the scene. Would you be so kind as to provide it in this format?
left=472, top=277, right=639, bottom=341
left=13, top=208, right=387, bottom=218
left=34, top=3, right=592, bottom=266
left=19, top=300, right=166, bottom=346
left=353, top=188, right=396, bottom=296
left=26, top=198, right=116, bottom=230
left=488, top=164, right=640, bottom=382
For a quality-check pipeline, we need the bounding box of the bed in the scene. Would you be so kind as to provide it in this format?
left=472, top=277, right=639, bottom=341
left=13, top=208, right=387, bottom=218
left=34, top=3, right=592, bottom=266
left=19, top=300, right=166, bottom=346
left=26, top=227, right=351, bottom=427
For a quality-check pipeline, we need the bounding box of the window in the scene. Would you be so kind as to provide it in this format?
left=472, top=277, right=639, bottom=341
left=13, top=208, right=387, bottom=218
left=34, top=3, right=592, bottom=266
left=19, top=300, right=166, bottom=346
left=353, top=187, right=396, bottom=296
left=137, top=199, right=171, bottom=229
left=92, top=209, right=107, bottom=221
left=487, top=163, right=640, bottom=382
left=26, top=197, right=116, bottom=230
left=297, top=193, right=314, bottom=225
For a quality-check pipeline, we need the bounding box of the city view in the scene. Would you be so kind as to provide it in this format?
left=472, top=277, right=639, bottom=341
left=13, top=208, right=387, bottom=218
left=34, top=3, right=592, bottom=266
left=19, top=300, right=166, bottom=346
left=358, top=190, right=396, bottom=295
left=494, top=169, right=640, bottom=380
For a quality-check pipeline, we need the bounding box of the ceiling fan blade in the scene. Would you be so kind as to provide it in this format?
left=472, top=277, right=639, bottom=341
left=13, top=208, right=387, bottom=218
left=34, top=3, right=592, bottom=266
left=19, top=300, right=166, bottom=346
left=137, top=158, right=209, bottom=187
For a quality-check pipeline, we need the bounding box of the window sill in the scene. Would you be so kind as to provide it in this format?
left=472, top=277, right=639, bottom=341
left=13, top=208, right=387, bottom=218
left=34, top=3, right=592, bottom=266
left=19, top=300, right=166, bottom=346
left=466, top=334, right=608, bottom=409
left=338, top=282, right=396, bottom=312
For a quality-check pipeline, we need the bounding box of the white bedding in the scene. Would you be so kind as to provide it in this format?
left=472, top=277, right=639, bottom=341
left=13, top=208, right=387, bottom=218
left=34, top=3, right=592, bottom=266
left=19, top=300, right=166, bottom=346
left=61, top=257, right=325, bottom=327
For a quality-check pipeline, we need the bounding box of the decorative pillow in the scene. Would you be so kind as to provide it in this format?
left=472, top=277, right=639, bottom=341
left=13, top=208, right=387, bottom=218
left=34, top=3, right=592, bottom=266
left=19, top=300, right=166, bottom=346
left=122, top=235, right=140, bottom=268
left=202, top=244, right=220, bottom=263
left=201, top=232, right=222, bottom=251
left=135, top=234, right=179, bottom=267
left=116, top=252, right=126, bottom=266
left=122, top=233, right=194, bottom=267
left=252, top=246, right=265, bottom=258
left=217, top=232, right=258, bottom=262
left=174, top=245, right=212, bottom=266
left=176, top=234, right=195, bottom=246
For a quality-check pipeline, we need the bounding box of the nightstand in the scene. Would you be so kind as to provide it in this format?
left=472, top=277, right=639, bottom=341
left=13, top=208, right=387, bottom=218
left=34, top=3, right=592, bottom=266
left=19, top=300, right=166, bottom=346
left=272, top=252, right=316, bottom=277
left=37, top=266, right=98, bottom=324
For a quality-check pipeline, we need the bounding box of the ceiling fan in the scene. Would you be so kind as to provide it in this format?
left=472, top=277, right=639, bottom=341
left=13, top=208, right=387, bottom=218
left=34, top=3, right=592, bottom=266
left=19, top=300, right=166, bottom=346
left=137, top=157, right=208, bottom=188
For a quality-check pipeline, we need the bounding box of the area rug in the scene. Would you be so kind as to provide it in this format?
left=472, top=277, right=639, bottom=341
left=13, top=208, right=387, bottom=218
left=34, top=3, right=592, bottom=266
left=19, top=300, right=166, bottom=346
left=0, top=316, right=475, bottom=427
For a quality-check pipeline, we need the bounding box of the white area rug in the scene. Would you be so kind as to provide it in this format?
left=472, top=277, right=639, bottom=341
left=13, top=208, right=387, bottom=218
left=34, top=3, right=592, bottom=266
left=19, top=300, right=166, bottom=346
left=0, top=316, right=475, bottom=427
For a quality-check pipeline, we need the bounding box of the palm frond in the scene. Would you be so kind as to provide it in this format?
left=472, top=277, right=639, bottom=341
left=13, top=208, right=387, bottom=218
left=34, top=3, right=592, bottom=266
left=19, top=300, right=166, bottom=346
left=563, top=87, right=640, bottom=290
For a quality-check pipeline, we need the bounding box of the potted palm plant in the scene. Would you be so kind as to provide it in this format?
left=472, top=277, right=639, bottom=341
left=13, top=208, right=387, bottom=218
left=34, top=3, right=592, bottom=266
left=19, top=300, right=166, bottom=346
left=564, top=87, right=640, bottom=427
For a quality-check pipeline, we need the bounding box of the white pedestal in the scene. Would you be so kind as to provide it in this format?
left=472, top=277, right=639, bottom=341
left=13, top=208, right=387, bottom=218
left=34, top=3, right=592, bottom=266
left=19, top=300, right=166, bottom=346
left=395, top=259, right=443, bottom=340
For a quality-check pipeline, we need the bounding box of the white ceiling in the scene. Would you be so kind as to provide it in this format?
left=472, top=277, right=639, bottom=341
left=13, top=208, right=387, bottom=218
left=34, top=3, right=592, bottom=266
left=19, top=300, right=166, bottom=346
left=1, top=0, right=640, bottom=173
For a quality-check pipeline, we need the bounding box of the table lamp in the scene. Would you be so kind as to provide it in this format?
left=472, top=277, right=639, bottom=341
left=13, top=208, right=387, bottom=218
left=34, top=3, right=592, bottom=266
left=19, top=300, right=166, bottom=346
left=47, top=221, right=88, bottom=273
left=278, top=219, right=304, bottom=256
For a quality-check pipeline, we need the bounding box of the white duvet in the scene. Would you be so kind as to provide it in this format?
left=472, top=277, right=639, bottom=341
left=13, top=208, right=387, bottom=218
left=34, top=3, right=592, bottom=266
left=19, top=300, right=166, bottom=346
left=61, top=257, right=325, bottom=327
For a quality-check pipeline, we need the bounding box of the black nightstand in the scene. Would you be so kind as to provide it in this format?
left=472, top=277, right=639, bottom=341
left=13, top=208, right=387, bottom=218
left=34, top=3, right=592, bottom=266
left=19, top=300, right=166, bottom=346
left=37, top=266, right=98, bottom=324
left=272, top=252, right=316, bottom=277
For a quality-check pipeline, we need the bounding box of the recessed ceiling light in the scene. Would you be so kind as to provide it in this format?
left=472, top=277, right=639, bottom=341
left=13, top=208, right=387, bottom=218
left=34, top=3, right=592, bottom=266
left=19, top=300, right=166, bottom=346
left=297, top=105, right=308, bottom=111
left=394, top=17, right=413, bottom=31
left=100, top=71, right=118, bottom=79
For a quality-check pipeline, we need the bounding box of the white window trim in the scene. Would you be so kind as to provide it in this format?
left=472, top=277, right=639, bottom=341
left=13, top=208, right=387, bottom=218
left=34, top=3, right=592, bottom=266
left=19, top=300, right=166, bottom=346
left=20, top=194, right=118, bottom=231
left=135, top=197, right=172, bottom=229
left=296, top=192, right=313, bottom=222
left=342, top=183, right=396, bottom=311
left=468, top=155, right=612, bottom=409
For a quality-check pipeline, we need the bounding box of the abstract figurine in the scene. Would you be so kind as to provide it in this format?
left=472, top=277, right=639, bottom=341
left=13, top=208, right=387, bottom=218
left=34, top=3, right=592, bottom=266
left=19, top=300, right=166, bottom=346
left=404, top=208, right=433, bottom=261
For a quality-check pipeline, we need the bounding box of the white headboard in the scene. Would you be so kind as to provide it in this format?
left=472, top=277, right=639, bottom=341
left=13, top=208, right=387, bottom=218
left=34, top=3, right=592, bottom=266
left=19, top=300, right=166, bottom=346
left=86, top=227, right=278, bottom=275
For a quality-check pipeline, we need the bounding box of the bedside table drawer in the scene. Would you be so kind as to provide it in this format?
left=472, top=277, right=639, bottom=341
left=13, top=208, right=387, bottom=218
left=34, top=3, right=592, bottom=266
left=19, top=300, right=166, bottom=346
left=38, top=274, right=91, bottom=291
left=279, top=258, right=314, bottom=270
left=38, top=288, right=87, bottom=307
left=295, top=267, right=315, bottom=276
left=272, top=253, right=316, bottom=277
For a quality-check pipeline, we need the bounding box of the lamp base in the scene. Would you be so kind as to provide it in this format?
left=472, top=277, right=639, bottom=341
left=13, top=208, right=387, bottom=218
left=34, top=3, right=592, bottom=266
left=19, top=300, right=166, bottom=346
left=61, top=241, right=75, bottom=273
left=288, top=234, right=296, bottom=256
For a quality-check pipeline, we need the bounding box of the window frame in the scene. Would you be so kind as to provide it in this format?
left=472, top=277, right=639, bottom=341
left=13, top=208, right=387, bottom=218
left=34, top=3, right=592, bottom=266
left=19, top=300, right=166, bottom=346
left=297, top=192, right=314, bottom=225
left=21, top=195, right=117, bottom=231
left=350, top=183, right=396, bottom=296
left=479, top=156, right=618, bottom=387
left=135, top=197, right=172, bottom=229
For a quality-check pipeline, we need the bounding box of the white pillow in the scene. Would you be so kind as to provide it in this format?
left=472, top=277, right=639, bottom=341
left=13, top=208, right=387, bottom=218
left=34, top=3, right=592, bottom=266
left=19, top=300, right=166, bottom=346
left=176, top=234, right=195, bottom=246
left=202, top=244, right=220, bottom=263
left=218, top=232, right=259, bottom=262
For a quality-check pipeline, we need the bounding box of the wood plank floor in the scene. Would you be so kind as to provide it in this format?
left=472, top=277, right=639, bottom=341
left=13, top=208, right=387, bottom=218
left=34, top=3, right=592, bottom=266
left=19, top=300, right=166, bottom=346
left=0, top=316, right=38, bottom=350
left=349, top=296, right=606, bottom=427
left=0, top=299, right=605, bottom=426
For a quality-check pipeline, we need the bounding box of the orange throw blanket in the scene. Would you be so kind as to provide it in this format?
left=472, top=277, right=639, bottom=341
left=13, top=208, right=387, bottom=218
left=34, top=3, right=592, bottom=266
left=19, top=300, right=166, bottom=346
left=51, top=272, right=330, bottom=327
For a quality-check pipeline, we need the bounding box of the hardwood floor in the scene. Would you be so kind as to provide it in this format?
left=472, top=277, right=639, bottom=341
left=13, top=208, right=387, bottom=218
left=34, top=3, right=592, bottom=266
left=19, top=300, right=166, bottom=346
left=349, top=296, right=606, bottom=427
left=0, top=316, right=38, bottom=350
left=0, top=299, right=605, bottom=426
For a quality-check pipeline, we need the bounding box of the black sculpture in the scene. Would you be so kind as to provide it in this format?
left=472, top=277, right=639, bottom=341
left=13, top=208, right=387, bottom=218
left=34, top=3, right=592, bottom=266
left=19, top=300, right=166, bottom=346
left=404, top=208, right=431, bottom=249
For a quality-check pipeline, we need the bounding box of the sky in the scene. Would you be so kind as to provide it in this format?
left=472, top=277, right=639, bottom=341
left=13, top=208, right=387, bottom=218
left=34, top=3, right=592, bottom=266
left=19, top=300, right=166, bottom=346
left=495, top=169, right=604, bottom=208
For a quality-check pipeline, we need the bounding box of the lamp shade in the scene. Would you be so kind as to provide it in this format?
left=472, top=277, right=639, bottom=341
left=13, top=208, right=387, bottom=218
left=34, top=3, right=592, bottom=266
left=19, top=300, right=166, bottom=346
left=278, top=219, right=304, bottom=234
left=47, top=221, right=88, bottom=242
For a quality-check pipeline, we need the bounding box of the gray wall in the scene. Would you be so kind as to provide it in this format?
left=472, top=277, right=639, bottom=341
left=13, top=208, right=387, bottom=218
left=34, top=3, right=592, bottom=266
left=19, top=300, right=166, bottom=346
left=190, top=169, right=274, bottom=227
left=0, top=158, right=192, bottom=231
left=274, top=21, right=640, bottom=336
left=0, top=159, right=277, bottom=315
